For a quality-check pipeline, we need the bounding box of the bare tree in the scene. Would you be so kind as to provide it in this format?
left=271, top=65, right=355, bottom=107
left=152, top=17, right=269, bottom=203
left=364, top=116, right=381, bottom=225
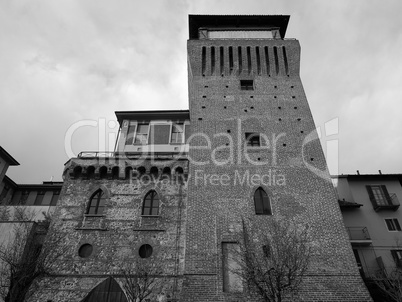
left=231, top=218, right=312, bottom=302
left=372, top=268, right=402, bottom=302
left=0, top=208, right=65, bottom=302
left=120, top=258, right=165, bottom=302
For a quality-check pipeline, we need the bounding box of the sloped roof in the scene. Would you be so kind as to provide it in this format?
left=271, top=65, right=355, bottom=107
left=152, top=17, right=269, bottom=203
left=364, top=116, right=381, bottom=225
left=0, top=146, right=19, bottom=166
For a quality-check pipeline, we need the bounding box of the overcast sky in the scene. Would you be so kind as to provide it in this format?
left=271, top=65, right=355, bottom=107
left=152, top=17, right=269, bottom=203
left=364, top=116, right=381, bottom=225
left=1, top=0, right=401, bottom=183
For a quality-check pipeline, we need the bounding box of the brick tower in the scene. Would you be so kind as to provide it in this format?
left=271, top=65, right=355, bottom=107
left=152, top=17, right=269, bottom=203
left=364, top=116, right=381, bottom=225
left=181, top=15, right=372, bottom=301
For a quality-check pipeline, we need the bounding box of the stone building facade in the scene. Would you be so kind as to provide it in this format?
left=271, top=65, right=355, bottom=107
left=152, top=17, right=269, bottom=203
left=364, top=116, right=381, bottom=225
left=29, top=111, right=189, bottom=301
left=30, top=15, right=373, bottom=301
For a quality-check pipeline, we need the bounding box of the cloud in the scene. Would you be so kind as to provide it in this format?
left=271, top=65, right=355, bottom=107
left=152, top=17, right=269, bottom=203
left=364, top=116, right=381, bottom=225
left=1, top=0, right=401, bottom=183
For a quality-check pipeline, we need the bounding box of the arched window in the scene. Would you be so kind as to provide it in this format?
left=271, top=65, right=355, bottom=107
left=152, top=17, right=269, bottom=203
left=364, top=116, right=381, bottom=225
left=142, top=190, right=159, bottom=216
left=254, top=187, right=271, bottom=215
left=175, top=167, right=184, bottom=175
left=73, top=166, right=82, bottom=178
left=99, top=166, right=108, bottom=179
left=87, top=189, right=106, bottom=215
left=112, top=166, right=119, bottom=180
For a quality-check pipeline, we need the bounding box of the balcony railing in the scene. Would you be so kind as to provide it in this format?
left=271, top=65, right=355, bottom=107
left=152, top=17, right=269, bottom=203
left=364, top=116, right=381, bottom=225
left=346, top=227, right=372, bottom=245
left=373, top=193, right=400, bottom=211
left=78, top=152, right=116, bottom=158
left=76, top=151, right=188, bottom=160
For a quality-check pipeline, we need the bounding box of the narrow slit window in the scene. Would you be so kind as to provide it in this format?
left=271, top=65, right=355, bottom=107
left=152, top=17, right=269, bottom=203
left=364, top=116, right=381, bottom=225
left=254, top=187, right=271, bottom=215
left=211, top=47, right=215, bottom=75
left=238, top=46, right=242, bottom=75
left=201, top=46, right=206, bottom=75
left=264, top=46, right=270, bottom=76
left=282, top=46, right=289, bottom=75
left=247, top=47, right=251, bottom=74
left=220, top=46, right=224, bottom=75
left=229, top=46, right=234, bottom=74
left=87, top=189, right=106, bottom=215
left=142, top=190, right=160, bottom=216
left=273, top=46, right=279, bottom=75
left=256, top=47, right=261, bottom=75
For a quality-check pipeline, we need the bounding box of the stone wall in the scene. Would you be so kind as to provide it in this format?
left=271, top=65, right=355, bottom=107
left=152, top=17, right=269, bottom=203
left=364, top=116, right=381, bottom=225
left=30, top=158, right=188, bottom=302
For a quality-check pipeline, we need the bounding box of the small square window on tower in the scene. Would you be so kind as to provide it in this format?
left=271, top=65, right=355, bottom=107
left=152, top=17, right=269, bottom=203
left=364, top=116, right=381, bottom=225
left=245, top=133, right=261, bottom=147
left=240, top=80, right=254, bottom=90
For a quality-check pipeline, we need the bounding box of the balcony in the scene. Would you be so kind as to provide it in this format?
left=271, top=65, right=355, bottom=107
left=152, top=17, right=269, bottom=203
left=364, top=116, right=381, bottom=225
left=346, top=227, right=372, bottom=246
left=77, top=151, right=187, bottom=160
left=372, top=193, right=400, bottom=211
left=78, top=152, right=116, bottom=158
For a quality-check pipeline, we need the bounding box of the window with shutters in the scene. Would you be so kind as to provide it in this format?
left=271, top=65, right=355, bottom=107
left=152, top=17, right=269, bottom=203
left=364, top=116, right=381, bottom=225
left=385, top=218, right=401, bottom=232
left=254, top=187, right=271, bottom=215
left=142, top=190, right=160, bottom=216
left=391, top=250, right=402, bottom=268
left=366, top=185, right=400, bottom=211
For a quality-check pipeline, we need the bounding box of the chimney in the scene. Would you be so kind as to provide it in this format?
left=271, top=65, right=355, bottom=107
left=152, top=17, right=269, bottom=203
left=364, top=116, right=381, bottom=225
left=379, top=170, right=382, bottom=175
left=357, top=170, right=360, bottom=175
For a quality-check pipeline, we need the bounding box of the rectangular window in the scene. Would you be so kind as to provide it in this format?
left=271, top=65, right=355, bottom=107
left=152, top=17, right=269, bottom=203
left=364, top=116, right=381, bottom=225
left=34, top=191, right=45, bottom=205
left=353, top=249, right=362, bottom=267
left=0, top=185, right=10, bottom=202
left=134, top=124, right=149, bottom=144
left=366, top=185, right=392, bottom=206
left=391, top=250, right=402, bottom=267
left=262, top=245, right=271, bottom=258
left=385, top=218, right=401, bottom=231
left=171, top=123, right=184, bottom=144
left=125, top=123, right=136, bottom=145
left=149, top=124, right=170, bottom=145
left=245, top=133, right=261, bottom=147
left=240, top=79, right=254, bottom=90
left=50, top=191, right=60, bottom=206
left=371, top=185, right=388, bottom=205
left=222, top=242, right=243, bottom=293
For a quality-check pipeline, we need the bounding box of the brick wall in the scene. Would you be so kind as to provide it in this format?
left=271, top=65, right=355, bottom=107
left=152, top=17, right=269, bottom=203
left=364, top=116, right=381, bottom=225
left=182, top=38, right=373, bottom=301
